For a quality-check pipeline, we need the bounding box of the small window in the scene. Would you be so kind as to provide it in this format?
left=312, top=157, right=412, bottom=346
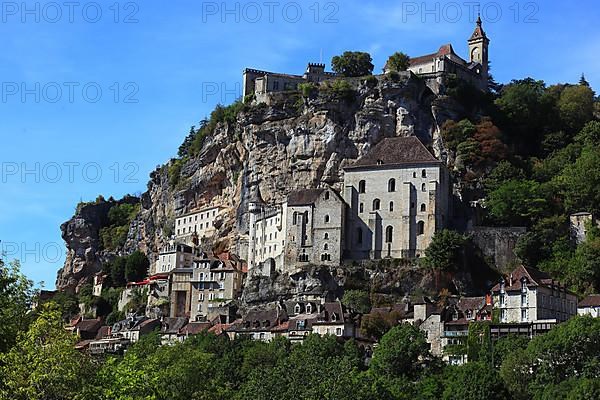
left=420, top=203, right=426, bottom=212
left=422, top=169, right=427, bottom=178
left=413, top=172, right=417, bottom=178
left=324, top=233, right=329, bottom=240
left=417, top=221, right=425, bottom=235
left=421, top=183, right=426, bottom=192
left=324, top=215, right=330, bottom=223
left=373, top=199, right=381, bottom=211
left=377, top=160, right=384, bottom=165
left=386, top=226, right=393, bottom=243
left=358, top=180, right=366, bottom=193
left=324, top=191, right=330, bottom=200
left=359, top=203, right=364, bottom=213
left=389, top=202, right=394, bottom=212
left=388, top=178, right=396, bottom=192
left=324, top=243, right=329, bottom=251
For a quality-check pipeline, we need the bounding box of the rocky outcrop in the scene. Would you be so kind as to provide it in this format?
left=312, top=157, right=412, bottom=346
left=56, top=73, right=466, bottom=298
left=56, top=196, right=139, bottom=292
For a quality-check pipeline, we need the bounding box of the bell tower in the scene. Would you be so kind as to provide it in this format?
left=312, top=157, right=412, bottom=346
left=468, top=15, right=490, bottom=81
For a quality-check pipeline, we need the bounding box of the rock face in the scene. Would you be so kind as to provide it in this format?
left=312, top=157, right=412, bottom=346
left=56, top=196, right=139, bottom=292
left=56, top=74, right=466, bottom=298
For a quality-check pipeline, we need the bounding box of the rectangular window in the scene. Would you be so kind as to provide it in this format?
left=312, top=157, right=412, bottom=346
left=500, top=309, right=506, bottom=322
left=521, top=294, right=527, bottom=307
left=521, top=309, right=527, bottom=322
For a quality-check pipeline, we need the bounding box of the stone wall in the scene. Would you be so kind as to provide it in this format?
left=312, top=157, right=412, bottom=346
left=470, top=227, right=526, bottom=271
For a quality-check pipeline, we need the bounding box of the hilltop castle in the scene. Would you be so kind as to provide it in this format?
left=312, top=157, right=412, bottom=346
left=242, top=17, right=490, bottom=99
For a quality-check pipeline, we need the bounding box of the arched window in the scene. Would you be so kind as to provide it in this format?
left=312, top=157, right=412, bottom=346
left=389, top=201, right=394, bottom=212
left=386, top=226, right=393, bottom=243
left=357, top=228, right=363, bottom=244
left=417, top=221, right=425, bottom=235
left=420, top=203, right=426, bottom=212
left=422, top=169, right=427, bottom=178
left=421, top=183, right=426, bottom=192
left=324, top=233, right=329, bottom=240
left=373, top=199, right=381, bottom=211
left=293, top=212, right=298, bottom=225
left=324, top=243, right=329, bottom=251
left=324, top=191, right=330, bottom=200
left=413, top=172, right=417, bottom=178
left=359, top=203, right=364, bottom=213
left=388, top=178, right=396, bottom=192
left=324, top=215, right=330, bottom=223
left=358, top=180, right=366, bottom=193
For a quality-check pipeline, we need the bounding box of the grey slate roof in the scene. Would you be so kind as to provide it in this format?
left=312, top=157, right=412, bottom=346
left=345, top=136, right=439, bottom=170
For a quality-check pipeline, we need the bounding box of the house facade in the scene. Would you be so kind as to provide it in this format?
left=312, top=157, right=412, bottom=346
left=577, top=295, right=600, bottom=317
left=492, top=265, right=577, bottom=323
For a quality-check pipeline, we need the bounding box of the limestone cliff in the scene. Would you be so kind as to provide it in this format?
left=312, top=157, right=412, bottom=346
left=56, top=73, right=468, bottom=295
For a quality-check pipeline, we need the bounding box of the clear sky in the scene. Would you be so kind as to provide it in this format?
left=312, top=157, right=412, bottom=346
left=1, top=0, right=598, bottom=288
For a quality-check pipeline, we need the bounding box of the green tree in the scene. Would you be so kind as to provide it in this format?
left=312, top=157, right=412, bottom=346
left=110, top=256, right=127, bottom=287
left=0, top=259, right=33, bottom=354
left=0, top=304, right=95, bottom=400
left=331, top=51, right=374, bottom=77
left=486, top=180, right=549, bottom=226
left=386, top=52, right=410, bottom=72
left=423, top=230, right=468, bottom=271
left=342, top=289, right=372, bottom=314
left=500, top=316, right=600, bottom=399
left=558, top=84, right=595, bottom=134
left=370, top=323, right=432, bottom=380
left=124, top=251, right=150, bottom=283
left=442, top=362, right=508, bottom=400
left=557, top=145, right=600, bottom=214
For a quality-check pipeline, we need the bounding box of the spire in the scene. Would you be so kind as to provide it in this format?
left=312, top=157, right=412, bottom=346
left=469, top=14, right=487, bottom=42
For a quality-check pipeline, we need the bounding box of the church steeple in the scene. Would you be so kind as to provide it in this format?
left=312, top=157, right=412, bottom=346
left=468, top=14, right=490, bottom=80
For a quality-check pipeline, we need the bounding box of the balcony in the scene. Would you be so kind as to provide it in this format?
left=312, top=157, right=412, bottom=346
left=443, top=331, right=468, bottom=337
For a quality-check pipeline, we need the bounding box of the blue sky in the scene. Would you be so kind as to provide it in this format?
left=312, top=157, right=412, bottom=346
left=0, top=0, right=598, bottom=288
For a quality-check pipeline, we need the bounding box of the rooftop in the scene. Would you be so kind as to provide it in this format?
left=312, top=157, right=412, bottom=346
left=579, top=294, right=600, bottom=307
left=344, top=136, right=439, bottom=170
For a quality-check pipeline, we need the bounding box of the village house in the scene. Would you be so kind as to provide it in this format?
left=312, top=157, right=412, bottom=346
left=491, top=265, right=578, bottom=324
left=577, top=294, right=600, bottom=317
left=189, top=253, right=245, bottom=322
left=153, top=241, right=194, bottom=274
left=343, top=136, right=449, bottom=259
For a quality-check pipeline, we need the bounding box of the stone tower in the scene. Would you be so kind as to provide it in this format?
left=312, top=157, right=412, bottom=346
left=468, top=15, right=490, bottom=82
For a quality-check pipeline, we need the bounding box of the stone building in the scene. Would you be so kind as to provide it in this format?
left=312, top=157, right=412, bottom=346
left=491, top=265, right=578, bottom=323
left=284, top=188, right=346, bottom=270
left=385, top=16, right=490, bottom=92
left=243, top=63, right=337, bottom=101
left=343, top=136, right=449, bottom=259
left=189, top=253, right=245, bottom=322
left=247, top=186, right=287, bottom=275
left=153, top=241, right=194, bottom=274
left=175, top=205, right=221, bottom=244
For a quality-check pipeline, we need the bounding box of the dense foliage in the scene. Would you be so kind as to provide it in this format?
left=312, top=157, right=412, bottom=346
left=331, top=51, right=374, bottom=77
left=99, top=202, right=140, bottom=251
left=385, top=52, right=411, bottom=72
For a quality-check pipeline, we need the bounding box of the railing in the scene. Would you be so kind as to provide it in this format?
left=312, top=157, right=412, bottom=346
left=443, top=331, right=468, bottom=337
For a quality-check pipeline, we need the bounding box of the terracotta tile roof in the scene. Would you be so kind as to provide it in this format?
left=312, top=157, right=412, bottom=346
left=95, top=326, right=111, bottom=340
left=491, top=265, right=562, bottom=292
left=208, top=323, right=231, bottom=335
left=76, top=319, right=102, bottom=334
left=180, top=322, right=212, bottom=335
left=457, top=297, right=486, bottom=313
left=579, top=294, right=600, bottom=307
left=409, top=44, right=456, bottom=66
left=161, top=317, right=189, bottom=335
left=345, top=136, right=439, bottom=170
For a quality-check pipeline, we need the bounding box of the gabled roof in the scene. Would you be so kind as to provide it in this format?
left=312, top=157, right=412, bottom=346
left=457, top=297, right=486, bottom=313
left=180, top=322, right=212, bottom=335
left=76, top=318, right=102, bottom=334
left=491, top=265, right=561, bottom=292
left=578, top=294, right=600, bottom=307
left=345, top=136, right=439, bottom=170
left=161, top=317, right=189, bottom=335
left=409, top=44, right=458, bottom=66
